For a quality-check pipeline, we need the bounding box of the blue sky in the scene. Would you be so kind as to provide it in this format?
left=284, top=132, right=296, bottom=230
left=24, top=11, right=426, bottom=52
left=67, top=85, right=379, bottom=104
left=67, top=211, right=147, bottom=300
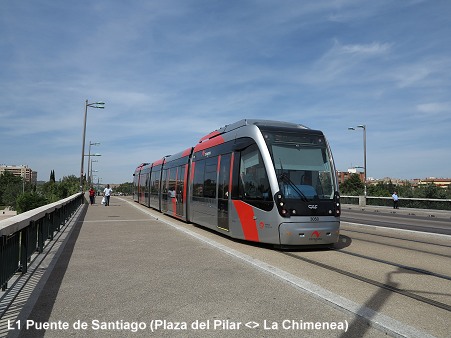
left=1, top=0, right=450, bottom=184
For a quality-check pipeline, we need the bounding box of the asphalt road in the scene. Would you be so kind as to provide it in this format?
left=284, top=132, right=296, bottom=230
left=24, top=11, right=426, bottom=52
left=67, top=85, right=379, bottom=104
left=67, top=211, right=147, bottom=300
left=341, top=207, right=451, bottom=235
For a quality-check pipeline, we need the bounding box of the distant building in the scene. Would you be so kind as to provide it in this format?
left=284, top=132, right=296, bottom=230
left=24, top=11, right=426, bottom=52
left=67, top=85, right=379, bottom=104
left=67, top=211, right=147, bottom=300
left=369, top=177, right=409, bottom=186
left=339, top=172, right=451, bottom=189
left=337, top=169, right=365, bottom=185
left=0, top=165, right=37, bottom=185
left=412, top=177, right=451, bottom=189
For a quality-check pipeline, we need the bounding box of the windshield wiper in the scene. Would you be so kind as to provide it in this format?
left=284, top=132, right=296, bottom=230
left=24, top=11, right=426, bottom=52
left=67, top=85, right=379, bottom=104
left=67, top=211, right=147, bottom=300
left=279, top=173, right=309, bottom=202
left=278, top=158, right=309, bottom=202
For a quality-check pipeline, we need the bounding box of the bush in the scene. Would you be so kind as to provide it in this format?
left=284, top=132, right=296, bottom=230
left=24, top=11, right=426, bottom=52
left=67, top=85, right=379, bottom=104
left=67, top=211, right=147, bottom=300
left=16, top=193, right=48, bottom=213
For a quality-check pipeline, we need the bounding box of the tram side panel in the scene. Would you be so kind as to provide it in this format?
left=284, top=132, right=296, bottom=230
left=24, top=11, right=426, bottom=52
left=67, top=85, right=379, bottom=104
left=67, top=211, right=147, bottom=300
left=133, top=168, right=140, bottom=202
left=160, top=150, right=191, bottom=220
left=190, top=157, right=218, bottom=229
left=138, top=169, right=148, bottom=205
left=162, top=163, right=188, bottom=220
left=227, top=142, right=280, bottom=244
left=149, top=165, right=162, bottom=211
left=187, top=137, right=278, bottom=244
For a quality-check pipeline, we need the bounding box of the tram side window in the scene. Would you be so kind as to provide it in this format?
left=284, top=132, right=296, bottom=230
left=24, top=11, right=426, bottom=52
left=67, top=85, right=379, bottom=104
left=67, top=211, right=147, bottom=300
left=145, top=173, right=150, bottom=197
left=150, top=170, right=160, bottom=195
left=161, top=170, right=168, bottom=194
left=239, top=144, right=271, bottom=201
left=139, top=173, right=146, bottom=195
left=204, top=157, right=217, bottom=198
left=193, top=160, right=205, bottom=197
left=177, top=165, right=185, bottom=202
left=218, top=154, right=231, bottom=199
left=168, top=168, right=177, bottom=199
left=193, top=157, right=218, bottom=198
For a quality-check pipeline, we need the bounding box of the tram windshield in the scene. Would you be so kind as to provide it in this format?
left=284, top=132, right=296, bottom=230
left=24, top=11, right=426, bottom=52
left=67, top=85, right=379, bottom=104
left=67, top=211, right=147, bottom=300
left=263, top=131, right=336, bottom=201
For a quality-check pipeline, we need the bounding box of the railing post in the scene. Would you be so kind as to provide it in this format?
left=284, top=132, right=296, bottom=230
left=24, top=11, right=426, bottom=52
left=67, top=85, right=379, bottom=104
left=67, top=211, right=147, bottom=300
left=56, top=208, right=62, bottom=232
left=49, top=212, right=55, bottom=240
left=1, top=235, right=7, bottom=291
left=38, top=218, right=44, bottom=254
left=359, top=195, right=366, bottom=207
left=20, top=228, right=28, bottom=274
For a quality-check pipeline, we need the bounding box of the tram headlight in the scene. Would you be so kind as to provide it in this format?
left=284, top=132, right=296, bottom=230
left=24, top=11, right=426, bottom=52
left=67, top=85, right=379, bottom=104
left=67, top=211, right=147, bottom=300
left=275, top=191, right=289, bottom=217
left=334, top=191, right=341, bottom=217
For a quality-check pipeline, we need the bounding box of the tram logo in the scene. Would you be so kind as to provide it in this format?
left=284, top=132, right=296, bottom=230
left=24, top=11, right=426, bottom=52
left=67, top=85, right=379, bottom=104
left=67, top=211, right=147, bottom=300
left=311, top=231, right=320, bottom=238
left=308, top=204, right=318, bottom=209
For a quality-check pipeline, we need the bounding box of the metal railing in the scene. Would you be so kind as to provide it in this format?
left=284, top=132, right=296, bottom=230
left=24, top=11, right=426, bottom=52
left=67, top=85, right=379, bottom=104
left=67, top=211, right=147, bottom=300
left=0, top=193, right=83, bottom=292
left=341, top=195, right=451, bottom=211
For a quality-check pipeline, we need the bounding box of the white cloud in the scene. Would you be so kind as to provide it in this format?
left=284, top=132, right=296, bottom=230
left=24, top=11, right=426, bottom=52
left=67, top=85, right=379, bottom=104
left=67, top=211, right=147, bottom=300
left=1, top=0, right=450, bottom=183
left=339, top=42, right=392, bottom=55
left=417, top=102, right=450, bottom=114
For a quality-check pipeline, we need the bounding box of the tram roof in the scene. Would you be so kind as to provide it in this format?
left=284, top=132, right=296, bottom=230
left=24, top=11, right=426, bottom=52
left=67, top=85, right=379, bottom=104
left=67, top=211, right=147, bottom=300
left=198, top=119, right=310, bottom=143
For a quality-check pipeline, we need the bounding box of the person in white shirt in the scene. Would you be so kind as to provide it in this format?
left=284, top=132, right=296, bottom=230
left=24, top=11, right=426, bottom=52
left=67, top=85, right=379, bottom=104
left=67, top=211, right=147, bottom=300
left=103, top=184, right=113, bottom=206
left=392, top=191, right=399, bottom=209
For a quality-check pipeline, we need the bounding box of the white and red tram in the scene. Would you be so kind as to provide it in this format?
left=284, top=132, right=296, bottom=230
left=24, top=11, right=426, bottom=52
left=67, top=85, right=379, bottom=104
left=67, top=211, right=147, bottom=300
left=133, top=119, right=340, bottom=246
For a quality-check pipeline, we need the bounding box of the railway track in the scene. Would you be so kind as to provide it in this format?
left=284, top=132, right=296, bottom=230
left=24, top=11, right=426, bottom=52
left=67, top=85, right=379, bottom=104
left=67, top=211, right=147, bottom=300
left=279, top=248, right=451, bottom=312
left=127, top=198, right=451, bottom=337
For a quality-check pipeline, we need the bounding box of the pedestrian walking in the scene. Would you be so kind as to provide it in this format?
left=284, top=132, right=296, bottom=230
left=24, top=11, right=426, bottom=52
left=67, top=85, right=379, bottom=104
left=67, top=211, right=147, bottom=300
left=392, top=191, right=399, bottom=209
left=89, top=186, right=96, bottom=205
left=103, top=184, right=113, bottom=206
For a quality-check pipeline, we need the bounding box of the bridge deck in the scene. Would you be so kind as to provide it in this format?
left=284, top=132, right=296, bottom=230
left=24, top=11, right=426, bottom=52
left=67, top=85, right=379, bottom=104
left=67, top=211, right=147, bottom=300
left=2, top=197, right=420, bottom=337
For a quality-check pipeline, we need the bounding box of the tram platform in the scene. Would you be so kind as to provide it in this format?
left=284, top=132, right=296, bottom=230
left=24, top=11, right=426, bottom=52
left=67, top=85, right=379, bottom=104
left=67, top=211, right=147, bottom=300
left=1, top=197, right=417, bottom=337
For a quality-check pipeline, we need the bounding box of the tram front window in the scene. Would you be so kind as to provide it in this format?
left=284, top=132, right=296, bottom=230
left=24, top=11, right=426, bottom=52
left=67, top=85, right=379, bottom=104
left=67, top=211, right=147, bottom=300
left=239, top=144, right=271, bottom=200
left=269, top=137, right=335, bottom=201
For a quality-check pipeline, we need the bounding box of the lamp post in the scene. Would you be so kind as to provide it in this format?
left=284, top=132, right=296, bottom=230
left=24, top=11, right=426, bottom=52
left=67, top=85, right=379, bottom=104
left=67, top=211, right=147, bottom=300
left=84, top=153, right=101, bottom=186
left=97, top=177, right=102, bottom=196
left=87, top=141, right=100, bottom=185
left=80, top=100, right=104, bottom=191
left=348, top=124, right=367, bottom=197
left=90, top=160, right=99, bottom=186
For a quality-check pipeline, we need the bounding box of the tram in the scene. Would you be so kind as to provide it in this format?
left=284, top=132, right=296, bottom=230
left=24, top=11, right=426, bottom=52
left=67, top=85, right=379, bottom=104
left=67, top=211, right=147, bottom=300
left=133, top=119, right=340, bottom=246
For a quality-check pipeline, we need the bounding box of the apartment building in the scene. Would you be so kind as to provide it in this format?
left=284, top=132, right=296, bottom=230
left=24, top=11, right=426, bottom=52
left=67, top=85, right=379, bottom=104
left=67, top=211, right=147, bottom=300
left=0, top=165, right=37, bottom=185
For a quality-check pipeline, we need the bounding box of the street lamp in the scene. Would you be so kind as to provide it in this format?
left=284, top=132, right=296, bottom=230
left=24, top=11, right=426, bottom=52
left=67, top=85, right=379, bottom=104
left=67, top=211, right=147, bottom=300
left=97, top=177, right=102, bottom=195
left=90, top=159, right=99, bottom=185
left=348, top=124, right=367, bottom=197
left=87, top=141, right=100, bottom=185
left=80, top=100, right=104, bottom=191
left=85, top=153, right=101, bottom=186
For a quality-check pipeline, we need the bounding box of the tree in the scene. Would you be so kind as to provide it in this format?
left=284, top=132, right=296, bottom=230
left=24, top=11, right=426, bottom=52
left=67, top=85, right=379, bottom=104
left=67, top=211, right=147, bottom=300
left=37, top=175, right=79, bottom=203
left=49, top=170, right=56, bottom=183
left=16, top=193, right=48, bottom=213
left=339, top=173, right=364, bottom=195
left=368, top=181, right=391, bottom=197
left=0, top=171, right=23, bottom=209
left=115, top=182, right=133, bottom=195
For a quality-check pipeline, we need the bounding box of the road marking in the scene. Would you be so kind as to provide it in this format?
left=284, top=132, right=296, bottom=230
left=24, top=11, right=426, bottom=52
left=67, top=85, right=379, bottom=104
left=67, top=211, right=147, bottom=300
left=123, top=198, right=435, bottom=338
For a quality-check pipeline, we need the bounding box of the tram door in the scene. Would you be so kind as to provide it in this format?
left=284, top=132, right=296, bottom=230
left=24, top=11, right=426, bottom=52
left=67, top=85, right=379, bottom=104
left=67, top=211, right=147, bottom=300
left=217, top=154, right=231, bottom=231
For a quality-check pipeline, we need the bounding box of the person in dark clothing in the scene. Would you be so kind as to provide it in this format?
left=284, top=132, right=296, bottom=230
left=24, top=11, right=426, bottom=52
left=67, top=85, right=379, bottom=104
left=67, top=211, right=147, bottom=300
left=89, top=187, right=96, bottom=205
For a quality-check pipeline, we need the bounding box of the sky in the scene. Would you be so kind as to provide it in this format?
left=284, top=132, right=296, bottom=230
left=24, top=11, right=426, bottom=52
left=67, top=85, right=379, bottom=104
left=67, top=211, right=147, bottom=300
left=1, top=0, right=450, bottom=184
